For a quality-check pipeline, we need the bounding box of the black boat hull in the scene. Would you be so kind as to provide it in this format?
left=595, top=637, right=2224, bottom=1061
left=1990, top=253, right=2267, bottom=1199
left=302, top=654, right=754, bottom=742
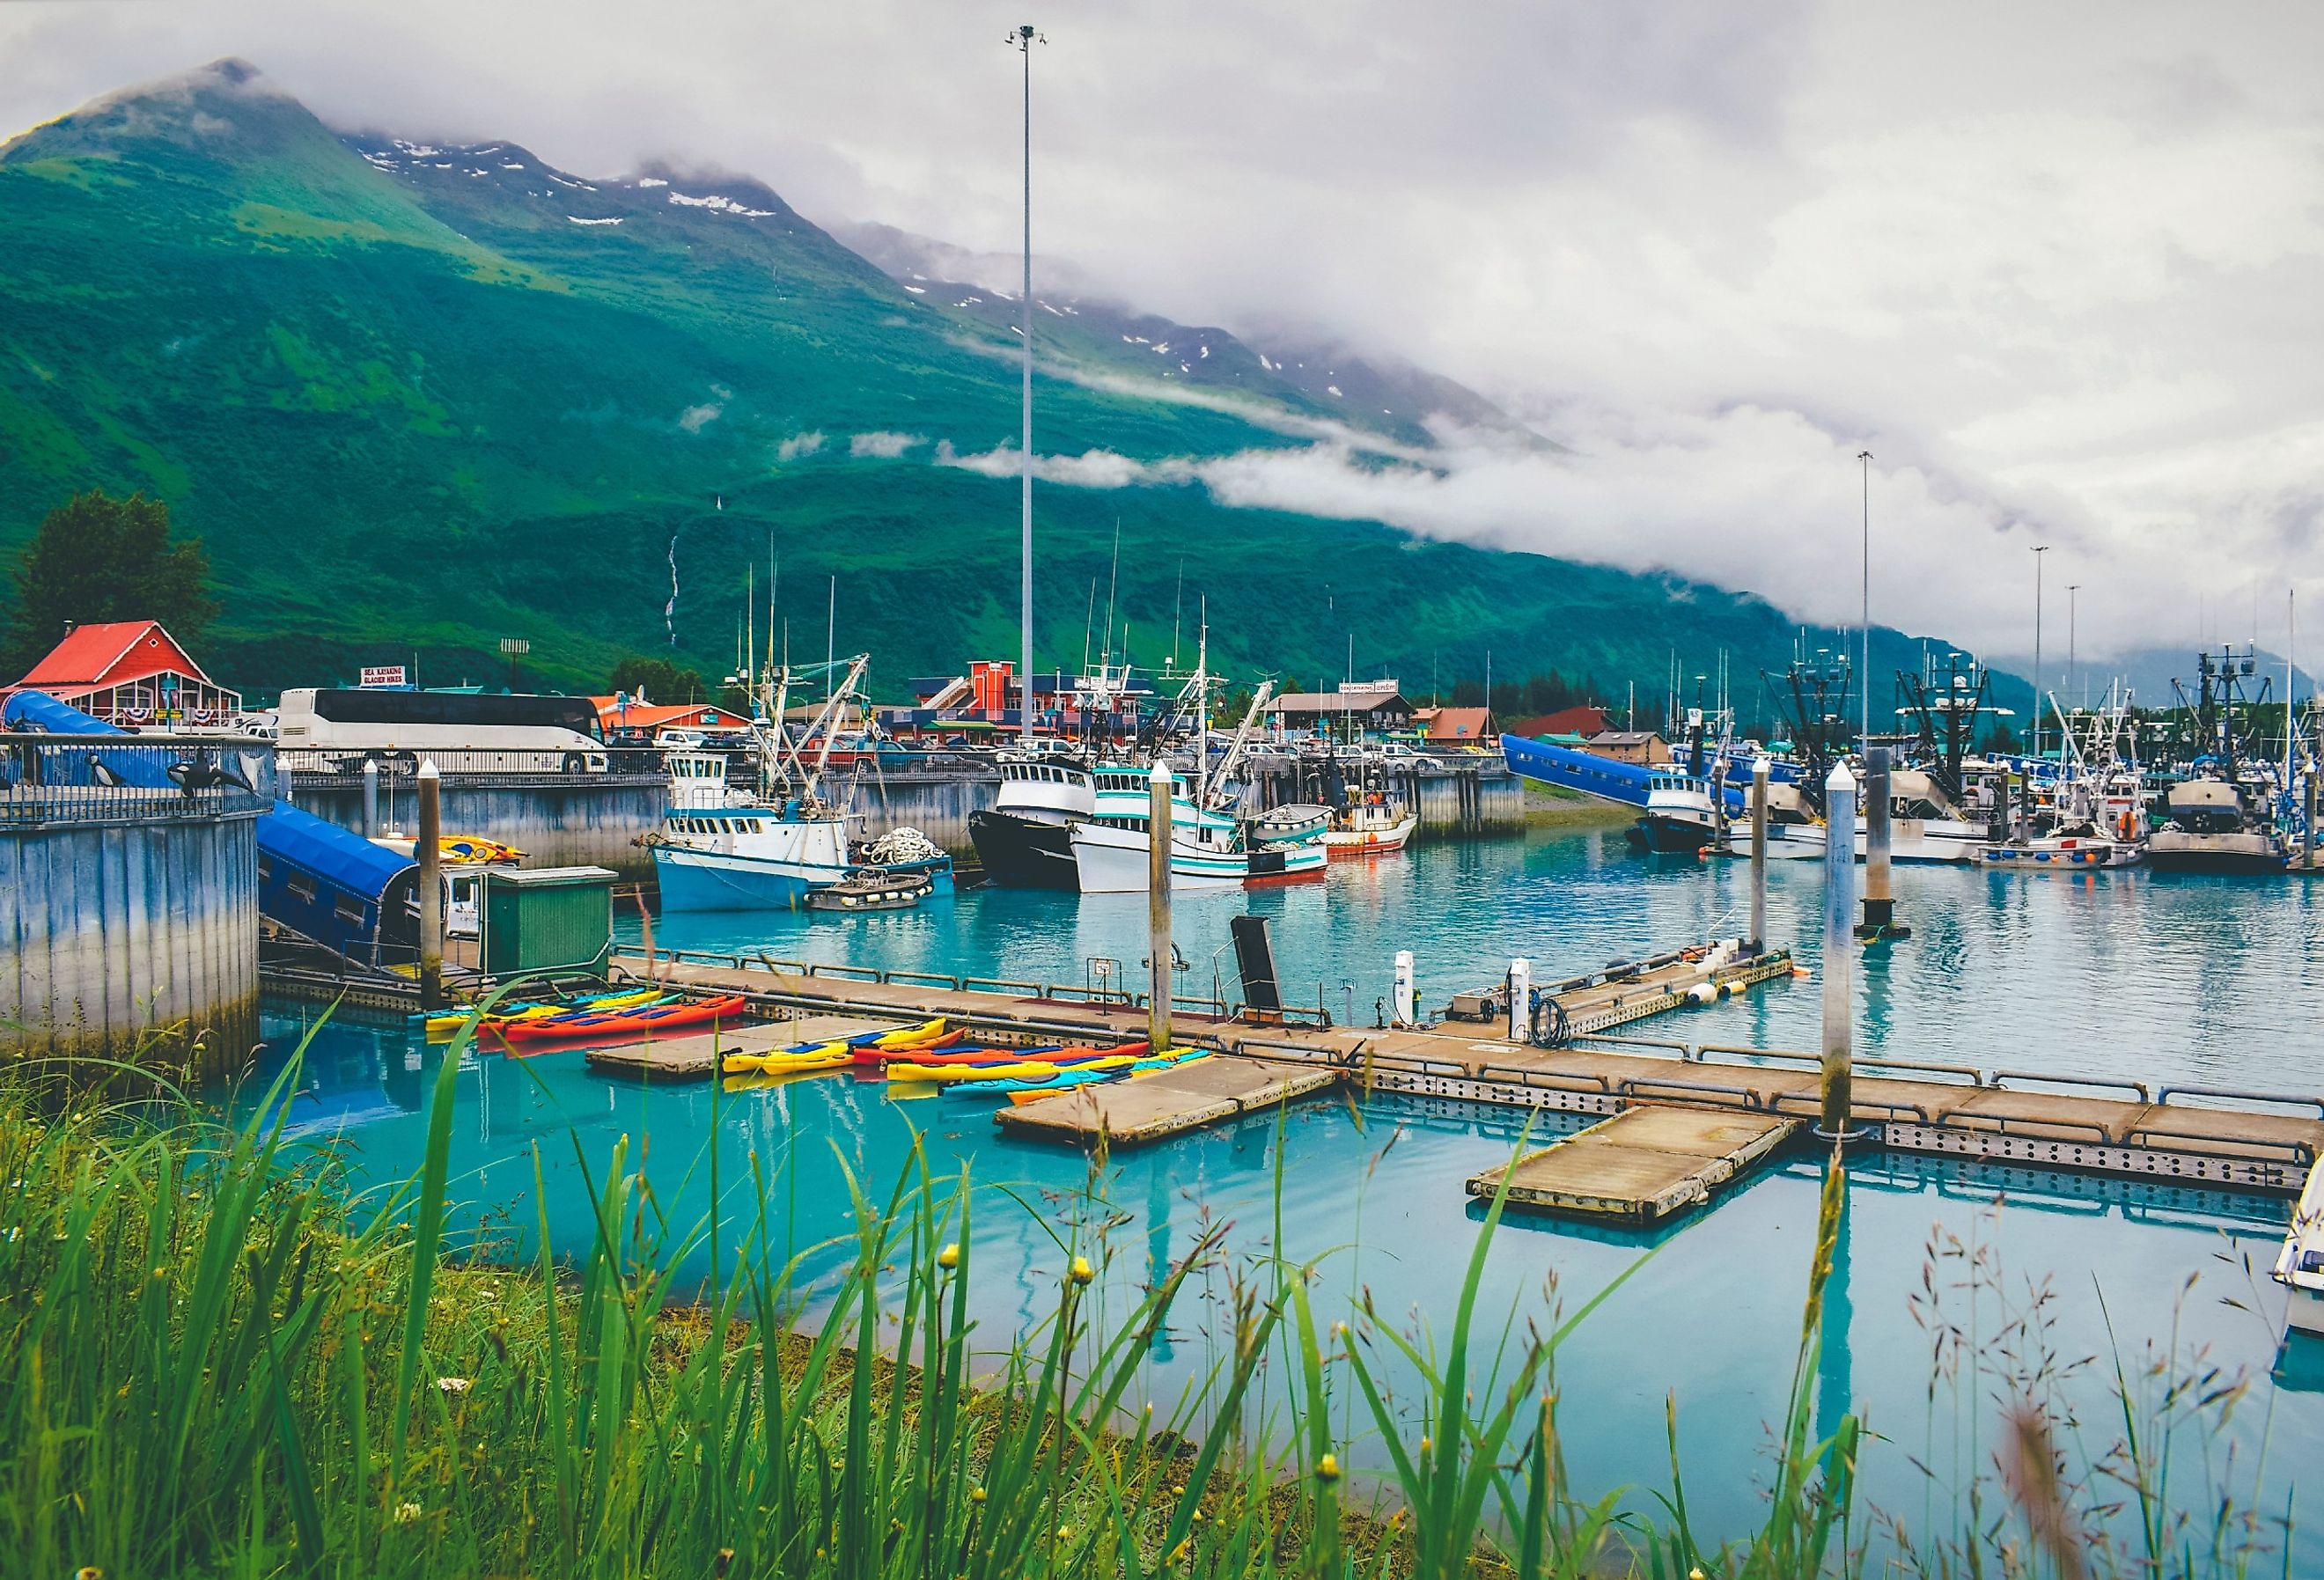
left=968, top=810, right=1081, bottom=890
left=1625, top=814, right=1717, bottom=854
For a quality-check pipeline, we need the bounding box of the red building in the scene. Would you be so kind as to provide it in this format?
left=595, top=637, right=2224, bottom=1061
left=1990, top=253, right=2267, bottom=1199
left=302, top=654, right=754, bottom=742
left=7, top=620, right=242, bottom=727
left=1506, top=704, right=1608, bottom=740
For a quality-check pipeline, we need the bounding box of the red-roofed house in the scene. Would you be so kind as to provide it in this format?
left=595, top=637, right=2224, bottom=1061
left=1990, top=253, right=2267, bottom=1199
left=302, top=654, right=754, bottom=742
left=9, top=620, right=241, bottom=727
left=591, top=696, right=754, bottom=737
left=1420, top=706, right=1495, bottom=745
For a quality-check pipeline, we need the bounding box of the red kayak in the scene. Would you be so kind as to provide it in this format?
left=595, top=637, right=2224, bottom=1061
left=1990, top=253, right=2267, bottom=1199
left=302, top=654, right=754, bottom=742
left=496, top=995, right=750, bottom=1047
left=856, top=1040, right=1147, bottom=1069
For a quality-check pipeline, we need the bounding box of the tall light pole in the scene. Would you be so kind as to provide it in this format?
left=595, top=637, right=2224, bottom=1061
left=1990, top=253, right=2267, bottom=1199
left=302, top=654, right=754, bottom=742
left=2030, top=546, right=2049, bottom=761
left=1011, top=24, right=1043, bottom=742
left=1857, top=451, right=1872, bottom=748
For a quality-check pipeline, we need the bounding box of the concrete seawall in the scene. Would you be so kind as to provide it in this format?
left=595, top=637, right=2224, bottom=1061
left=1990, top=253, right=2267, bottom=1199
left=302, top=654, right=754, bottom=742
left=0, top=805, right=261, bottom=1075
left=284, top=761, right=1526, bottom=871
left=289, top=772, right=668, bottom=876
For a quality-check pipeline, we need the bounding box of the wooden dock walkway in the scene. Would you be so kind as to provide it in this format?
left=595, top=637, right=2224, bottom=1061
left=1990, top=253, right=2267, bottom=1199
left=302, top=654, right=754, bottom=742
left=612, top=949, right=2324, bottom=1194
left=996, top=1058, right=1338, bottom=1146
left=1467, top=1107, right=1798, bottom=1223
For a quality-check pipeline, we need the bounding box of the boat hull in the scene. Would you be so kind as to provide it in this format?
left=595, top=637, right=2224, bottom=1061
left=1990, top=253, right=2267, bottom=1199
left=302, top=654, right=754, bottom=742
left=968, top=810, right=1080, bottom=890
left=652, top=847, right=833, bottom=911
left=2147, top=829, right=2288, bottom=875
left=1070, top=820, right=1326, bottom=892
left=1627, top=813, right=1716, bottom=854
left=1322, top=814, right=1417, bottom=856
left=1973, top=841, right=2142, bottom=871
left=1721, top=819, right=1989, bottom=864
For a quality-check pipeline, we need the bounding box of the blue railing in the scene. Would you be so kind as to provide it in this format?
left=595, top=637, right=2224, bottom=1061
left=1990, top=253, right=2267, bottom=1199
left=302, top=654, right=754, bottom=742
left=0, top=732, right=276, bottom=827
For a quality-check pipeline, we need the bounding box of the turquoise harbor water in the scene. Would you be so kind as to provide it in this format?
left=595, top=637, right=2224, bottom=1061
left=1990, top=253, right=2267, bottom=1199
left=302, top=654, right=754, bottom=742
left=257, top=827, right=2324, bottom=1558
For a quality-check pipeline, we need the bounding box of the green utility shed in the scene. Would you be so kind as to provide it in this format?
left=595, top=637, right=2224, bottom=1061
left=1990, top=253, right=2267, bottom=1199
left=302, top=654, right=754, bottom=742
left=481, top=865, right=617, bottom=978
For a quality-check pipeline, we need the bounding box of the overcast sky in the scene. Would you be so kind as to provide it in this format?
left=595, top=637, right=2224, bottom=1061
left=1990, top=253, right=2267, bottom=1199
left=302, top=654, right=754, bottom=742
left=5, top=1, right=2322, bottom=666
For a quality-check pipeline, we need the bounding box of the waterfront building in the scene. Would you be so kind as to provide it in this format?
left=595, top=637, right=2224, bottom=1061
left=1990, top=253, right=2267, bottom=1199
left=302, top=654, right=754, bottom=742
left=1266, top=680, right=1416, bottom=738
left=4, top=619, right=243, bottom=729
left=1420, top=706, right=1494, bottom=746
left=1583, top=729, right=1673, bottom=765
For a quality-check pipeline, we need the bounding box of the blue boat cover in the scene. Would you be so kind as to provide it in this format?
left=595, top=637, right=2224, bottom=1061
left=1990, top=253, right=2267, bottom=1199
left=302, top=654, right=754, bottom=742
left=5, top=686, right=414, bottom=904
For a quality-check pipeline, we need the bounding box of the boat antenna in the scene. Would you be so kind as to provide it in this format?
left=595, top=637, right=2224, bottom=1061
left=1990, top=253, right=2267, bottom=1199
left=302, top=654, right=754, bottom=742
left=1083, top=578, right=1096, bottom=680
left=1172, top=556, right=1185, bottom=667
left=1104, top=519, right=1122, bottom=674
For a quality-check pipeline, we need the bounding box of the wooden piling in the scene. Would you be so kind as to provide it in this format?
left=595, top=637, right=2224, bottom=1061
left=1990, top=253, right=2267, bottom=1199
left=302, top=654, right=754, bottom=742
left=1148, top=761, right=1172, bottom=1051
left=417, top=760, right=443, bottom=1010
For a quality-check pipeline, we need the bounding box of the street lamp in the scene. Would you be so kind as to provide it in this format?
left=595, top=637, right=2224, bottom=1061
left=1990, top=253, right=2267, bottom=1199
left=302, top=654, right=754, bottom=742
left=1857, top=451, right=1872, bottom=748
left=1009, top=23, right=1044, bottom=742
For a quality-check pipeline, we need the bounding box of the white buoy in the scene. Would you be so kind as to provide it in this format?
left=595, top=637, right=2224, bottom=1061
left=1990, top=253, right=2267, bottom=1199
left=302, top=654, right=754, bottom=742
left=1507, top=957, right=1532, bottom=1044
left=1820, top=761, right=1858, bottom=1141
left=1393, top=950, right=1416, bottom=1026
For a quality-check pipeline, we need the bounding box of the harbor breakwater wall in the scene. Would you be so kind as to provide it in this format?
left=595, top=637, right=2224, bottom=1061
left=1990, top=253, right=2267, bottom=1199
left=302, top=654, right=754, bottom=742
left=1, top=789, right=263, bottom=1076
left=288, top=772, right=668, bottom=876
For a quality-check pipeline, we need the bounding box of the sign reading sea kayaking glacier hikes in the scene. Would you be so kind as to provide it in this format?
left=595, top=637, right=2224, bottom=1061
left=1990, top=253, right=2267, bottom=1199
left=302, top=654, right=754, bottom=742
left=359, top=665, right=408, bottom=688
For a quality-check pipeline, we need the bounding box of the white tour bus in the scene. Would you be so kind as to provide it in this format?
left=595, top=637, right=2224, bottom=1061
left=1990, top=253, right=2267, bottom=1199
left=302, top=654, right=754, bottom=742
left=276, top=688, right=609, bottom=773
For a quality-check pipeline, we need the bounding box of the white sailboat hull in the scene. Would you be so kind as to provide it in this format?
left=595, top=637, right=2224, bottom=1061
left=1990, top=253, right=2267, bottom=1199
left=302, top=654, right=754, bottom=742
left=1722, top=818, right=1989, bottom=865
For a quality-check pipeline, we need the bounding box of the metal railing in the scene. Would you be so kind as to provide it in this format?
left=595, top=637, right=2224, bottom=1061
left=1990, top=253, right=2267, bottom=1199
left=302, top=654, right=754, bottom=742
left=280, top=746, right=664, bottom=779
left=0, top=733, right=276, bottom=826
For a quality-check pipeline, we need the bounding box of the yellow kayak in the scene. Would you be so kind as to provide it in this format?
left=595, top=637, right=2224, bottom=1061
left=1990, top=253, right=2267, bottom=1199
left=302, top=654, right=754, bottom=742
left=886, top=1060, right=1062, bottom=1084
left=722, top=1041, right=849, bottom=1076
left=870, top=1018, right=949, bottom=1049
left=423, top=988, right=662, bottom=1037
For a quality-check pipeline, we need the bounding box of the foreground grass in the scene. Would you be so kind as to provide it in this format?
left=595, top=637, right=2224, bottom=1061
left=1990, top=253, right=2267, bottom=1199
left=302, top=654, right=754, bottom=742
left=0, top=1019, right=2293, bottom=1578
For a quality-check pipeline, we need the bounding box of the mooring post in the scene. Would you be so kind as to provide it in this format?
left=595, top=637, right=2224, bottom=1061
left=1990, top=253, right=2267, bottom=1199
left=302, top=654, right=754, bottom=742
left=1819, top=761, right=1858, bottom=1143
left=1148, top=761, right=1173, bottom=1052
left=1392, top=949, right=1416, bottom=1026
left=1507, top=957, right=1532, bottom=1044
left=361, top=756, right=379, bottom=839
left=417, top=759, right=444, bottom=1011
left=1710, top=756, right=1730, bottom=850
left=2306, top=768, right=2320, bottom=871
left=1857, top=746, right=1904, bottom=940
left=1749, top=756, right=1769, bottom=953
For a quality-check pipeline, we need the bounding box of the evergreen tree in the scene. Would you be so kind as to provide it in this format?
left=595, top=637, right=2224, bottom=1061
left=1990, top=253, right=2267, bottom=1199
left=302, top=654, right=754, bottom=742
left=608, top=655, right=708, bottom=705
left=3, top=491, right=217, bottom=677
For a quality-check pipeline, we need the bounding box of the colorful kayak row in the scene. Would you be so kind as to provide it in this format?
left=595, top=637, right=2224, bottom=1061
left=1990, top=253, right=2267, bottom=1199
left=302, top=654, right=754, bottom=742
left=494, top=995, right=751, bottom=1047
left=717, top=1018, right=1211, bottom=1105
left=416, top=985, right=666, bottom=1038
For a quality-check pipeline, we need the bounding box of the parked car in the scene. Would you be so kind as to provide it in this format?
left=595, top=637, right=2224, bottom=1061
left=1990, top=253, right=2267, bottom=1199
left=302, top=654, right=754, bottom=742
left=1364, top=742, right=1444, bottom=771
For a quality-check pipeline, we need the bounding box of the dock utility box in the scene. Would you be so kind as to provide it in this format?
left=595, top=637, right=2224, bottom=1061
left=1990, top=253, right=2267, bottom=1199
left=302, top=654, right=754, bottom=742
left=481, top=865, right=617, bottom=978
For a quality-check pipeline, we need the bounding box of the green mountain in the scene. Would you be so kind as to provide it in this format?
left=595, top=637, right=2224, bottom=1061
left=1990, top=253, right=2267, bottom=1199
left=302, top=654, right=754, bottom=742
left=0, top=58, right=1992, bottom=725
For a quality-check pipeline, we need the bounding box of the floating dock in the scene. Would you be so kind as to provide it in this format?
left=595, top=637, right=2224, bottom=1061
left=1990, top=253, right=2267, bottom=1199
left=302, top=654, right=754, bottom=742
left=995, top=1057, right=1337, bottom=1146
left=1467, top=1106, right=1798, bottom=1223
left=613, top=949, right=2324, bottom=1194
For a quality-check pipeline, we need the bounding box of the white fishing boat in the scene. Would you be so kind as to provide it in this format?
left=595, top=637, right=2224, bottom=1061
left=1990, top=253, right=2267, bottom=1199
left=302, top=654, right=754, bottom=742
left=1321, top=772, right=1416, bottom=855
left=2275, top=1164, right=2324, bottom=1339
left=651, top=654, right=952, bottom=909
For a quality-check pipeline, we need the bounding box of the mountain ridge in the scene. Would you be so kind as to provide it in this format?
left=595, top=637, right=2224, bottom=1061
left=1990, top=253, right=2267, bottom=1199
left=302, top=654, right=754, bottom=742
left=0, top=57, right=2019, bottom=724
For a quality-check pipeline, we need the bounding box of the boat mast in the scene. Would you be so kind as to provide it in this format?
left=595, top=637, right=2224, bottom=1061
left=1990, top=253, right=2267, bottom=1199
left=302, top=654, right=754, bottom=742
left=1012, top=23, right=1040, bottom=746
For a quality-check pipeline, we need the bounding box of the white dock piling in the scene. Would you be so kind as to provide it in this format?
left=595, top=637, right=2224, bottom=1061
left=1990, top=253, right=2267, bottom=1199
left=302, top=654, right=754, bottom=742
left=1508, top=957, right=1532, bottom=1044
left=1749, top=756, right=1769, bottom=952
left=417, top=760, right=443, bottom=1011
left=361, top=757, right=379, bottom=840
left=1393, top=949, right=1416, bottom=1026
left=1820, top=762, right=1857, bottom=1141
left=1148, top=761, right=1173, bottom=1051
